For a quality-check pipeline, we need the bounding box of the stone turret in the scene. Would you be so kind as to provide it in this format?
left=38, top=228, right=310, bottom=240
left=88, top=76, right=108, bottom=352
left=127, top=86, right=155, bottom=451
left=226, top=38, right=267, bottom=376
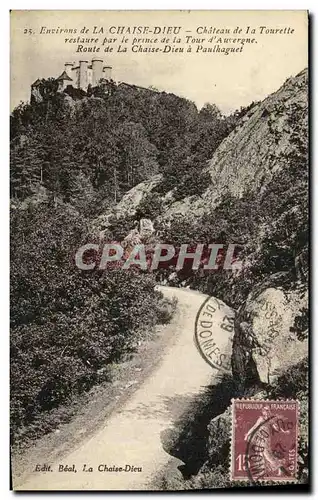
left=64, top=62, right=74, bottom=79
left=30, top=79, right=43, bottom=103
left=103, top=66, right=112, bottom=80
left=79, top=60, right=89, bottom=90
left=92, top=58, right=103, bottom=86
left=56, top=70, right=73, bottom=91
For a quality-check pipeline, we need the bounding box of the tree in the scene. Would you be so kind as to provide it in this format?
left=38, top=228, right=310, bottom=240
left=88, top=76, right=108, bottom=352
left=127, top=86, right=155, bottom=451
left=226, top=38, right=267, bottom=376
left=118, top=121, right=159, bottom=189
left=199, top=103, right=222, bottom=121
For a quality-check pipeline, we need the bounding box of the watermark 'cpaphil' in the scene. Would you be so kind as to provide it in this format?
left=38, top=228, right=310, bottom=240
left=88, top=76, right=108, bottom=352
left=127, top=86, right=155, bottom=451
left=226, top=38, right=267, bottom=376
left=75, top=242, right=243, bottom=272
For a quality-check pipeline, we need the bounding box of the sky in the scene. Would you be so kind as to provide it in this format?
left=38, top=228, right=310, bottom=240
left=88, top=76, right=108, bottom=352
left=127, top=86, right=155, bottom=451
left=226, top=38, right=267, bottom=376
left=10, top=10, right=308, bottom=114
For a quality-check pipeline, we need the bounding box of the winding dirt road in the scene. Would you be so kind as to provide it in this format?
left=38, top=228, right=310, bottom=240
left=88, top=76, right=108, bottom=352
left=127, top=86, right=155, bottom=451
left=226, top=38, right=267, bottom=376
left=14, top=286, right=234, bottom=491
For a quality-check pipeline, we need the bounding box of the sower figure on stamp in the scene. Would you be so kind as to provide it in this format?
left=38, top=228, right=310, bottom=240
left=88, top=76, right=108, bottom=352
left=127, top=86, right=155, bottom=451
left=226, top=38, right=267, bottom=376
left=244, top=406, right=291, bottom=475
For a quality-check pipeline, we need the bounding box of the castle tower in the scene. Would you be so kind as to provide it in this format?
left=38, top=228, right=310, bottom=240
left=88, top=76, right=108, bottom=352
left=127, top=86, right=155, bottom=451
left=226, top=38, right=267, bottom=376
left=103, top=65, right=112, bottom=80
left=56, top=70, right=73, bottom=91
left=79, top=60, right=89, bottom=90
left=30, top=79, right=42, bottom=103
left=55, top=59, right=114, bottom=92
left=92, top=58, right=103, bottom=87
left=64, top=62, right=74, bottom=79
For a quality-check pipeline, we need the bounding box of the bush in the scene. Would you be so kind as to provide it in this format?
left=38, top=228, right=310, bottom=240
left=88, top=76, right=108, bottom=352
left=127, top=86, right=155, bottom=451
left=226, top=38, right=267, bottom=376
left=185, top=466, right=231, bottom=489
left=155, top=296, right=178, bottom=325
left=267, top=357, right=309, bottom=481
left=173, top=169, right=211, bottom=201
left=135, top=192, right=163, bottom=220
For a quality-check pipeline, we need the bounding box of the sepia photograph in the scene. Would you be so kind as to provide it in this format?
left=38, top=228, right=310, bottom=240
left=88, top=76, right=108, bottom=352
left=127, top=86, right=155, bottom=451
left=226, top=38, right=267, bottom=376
left=10, top=9, right=309, bottom=491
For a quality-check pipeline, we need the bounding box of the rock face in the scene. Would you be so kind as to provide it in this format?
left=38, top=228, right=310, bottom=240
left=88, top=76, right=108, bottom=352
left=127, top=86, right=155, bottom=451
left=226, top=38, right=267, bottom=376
left=232, top=286, right=308, bottom=388
left=139, top=218, right=154, bottom=240
left=92, top=175, right=162, bottom=234
left=204, top=408, right=232, bottom=463
left=114, top=175, right=162, bottom=219
left=202, top=69, right=307, bottom=205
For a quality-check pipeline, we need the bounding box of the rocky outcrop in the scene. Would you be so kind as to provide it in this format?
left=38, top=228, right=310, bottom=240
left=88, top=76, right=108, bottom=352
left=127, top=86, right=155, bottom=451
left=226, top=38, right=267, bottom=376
left=232, top=285, right=308, bottom=390
left=202, top=69, right=307, bottom=204
left=114, top=175, right=162, bottom=219
left=12, top=185, right=49, bottom=211
left=204, top=408, right=231, bottom=463
left=122, top=220, right=155, bottom=254
left=91, top=175, right=162, bottom=234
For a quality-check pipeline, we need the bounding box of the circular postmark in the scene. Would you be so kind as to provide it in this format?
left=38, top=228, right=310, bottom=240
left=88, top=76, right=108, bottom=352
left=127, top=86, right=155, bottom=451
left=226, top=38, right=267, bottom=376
left=244, top=405, right=298, bottom=484
left=194, top=295, right=235, bottom=373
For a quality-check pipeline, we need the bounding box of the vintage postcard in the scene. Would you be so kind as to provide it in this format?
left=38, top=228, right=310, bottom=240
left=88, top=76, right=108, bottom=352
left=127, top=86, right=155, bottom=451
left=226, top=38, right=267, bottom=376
left=10, top=10, right=309, bottom=491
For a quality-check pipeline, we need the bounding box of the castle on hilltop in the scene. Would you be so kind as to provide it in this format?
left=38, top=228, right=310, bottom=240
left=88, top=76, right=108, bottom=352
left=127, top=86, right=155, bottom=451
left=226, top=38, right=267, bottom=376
left=31, top=58, right=113, bottom=94
left=31, top=59, right=160, bottom=103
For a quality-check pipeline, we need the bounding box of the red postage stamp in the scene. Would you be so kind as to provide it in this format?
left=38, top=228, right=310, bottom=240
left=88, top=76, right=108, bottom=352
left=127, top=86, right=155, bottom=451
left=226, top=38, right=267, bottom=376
left=231, top=399, right=298, bottom=483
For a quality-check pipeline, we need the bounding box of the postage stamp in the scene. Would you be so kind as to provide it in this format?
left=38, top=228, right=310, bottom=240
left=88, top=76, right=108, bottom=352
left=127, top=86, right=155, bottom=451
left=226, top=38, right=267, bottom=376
left=231, top=399, right=298, bottom=483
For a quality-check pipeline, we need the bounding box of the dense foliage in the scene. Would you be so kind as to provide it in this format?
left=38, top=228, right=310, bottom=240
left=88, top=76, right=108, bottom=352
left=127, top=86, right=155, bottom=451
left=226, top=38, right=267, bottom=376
left=10, top=204, right=166, bottom=441
left=10, top=80, right=243, bottom=213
